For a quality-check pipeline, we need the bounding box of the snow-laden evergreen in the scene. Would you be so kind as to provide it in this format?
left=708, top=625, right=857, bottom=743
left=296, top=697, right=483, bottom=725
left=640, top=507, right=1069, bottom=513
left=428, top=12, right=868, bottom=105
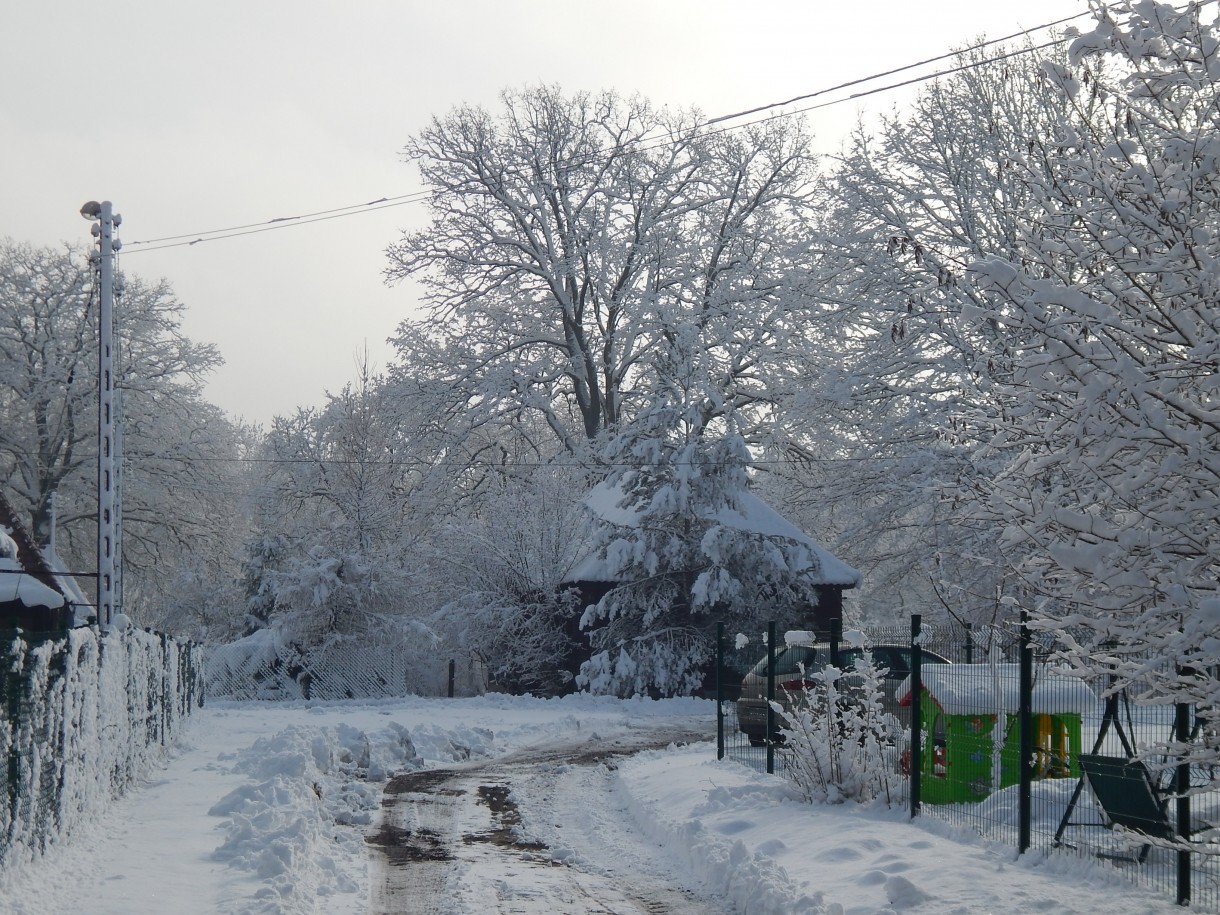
left=577, top=390, right=856, bottom=696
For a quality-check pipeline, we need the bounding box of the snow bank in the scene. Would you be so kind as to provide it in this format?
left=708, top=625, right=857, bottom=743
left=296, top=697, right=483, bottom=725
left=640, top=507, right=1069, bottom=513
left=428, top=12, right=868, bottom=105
left=202, top=716, right=499, bottom=914
left=615, top=749, right=827, bottom=914
left=613, top=743, right=1185, bottom=915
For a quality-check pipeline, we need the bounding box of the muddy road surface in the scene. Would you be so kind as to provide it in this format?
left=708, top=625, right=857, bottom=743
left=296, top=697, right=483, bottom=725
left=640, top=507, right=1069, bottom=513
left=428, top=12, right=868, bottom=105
left=367, top=725, right=732, bottom=914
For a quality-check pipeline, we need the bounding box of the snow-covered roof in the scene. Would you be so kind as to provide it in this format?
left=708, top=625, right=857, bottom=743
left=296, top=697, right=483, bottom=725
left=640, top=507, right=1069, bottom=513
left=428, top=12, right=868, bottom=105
left=569, top=480, right=862, bottom=587
left=0, top=543, right=65, bottom=610
left=0, top=490, right=74, bottom=615
left=895, top=663, right=1098, bottom=716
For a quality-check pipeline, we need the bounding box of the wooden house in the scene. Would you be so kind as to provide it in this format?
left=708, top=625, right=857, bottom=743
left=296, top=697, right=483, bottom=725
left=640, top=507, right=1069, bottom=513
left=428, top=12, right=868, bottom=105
left=565, top=482, right=861, bottom=632
left=557, top=481, right=861, bottom=692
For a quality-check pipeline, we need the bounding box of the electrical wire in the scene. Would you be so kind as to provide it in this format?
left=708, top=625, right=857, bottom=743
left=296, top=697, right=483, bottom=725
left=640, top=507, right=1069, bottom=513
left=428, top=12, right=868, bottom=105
left=127, top=194, right=429, bottom=246
left=121, top=8, right=1092, bottom=257
left=702, top=10, right=1091, bottom=126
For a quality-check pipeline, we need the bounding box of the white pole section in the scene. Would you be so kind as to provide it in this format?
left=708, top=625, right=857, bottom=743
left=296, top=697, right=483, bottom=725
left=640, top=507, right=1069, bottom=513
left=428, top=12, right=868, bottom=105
left=82, top=200, right=122, bottom=628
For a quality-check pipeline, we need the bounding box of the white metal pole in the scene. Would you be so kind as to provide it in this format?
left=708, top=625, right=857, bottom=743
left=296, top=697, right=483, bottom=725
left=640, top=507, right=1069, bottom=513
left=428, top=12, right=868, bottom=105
left=84, top=200, right=122, bottom=628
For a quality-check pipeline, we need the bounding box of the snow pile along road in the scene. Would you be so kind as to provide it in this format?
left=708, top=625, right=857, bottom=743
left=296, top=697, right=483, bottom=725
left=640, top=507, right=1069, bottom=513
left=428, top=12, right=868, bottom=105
left=615, top=745, right=1185, bottom=915
left=206, top=721, right=495, bottom=911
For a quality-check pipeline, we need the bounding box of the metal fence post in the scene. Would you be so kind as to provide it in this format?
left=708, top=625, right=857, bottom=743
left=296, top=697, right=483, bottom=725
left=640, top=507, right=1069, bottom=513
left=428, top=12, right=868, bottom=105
left=910, top=614, right=922, bottom=817
left=716, top=622, right=725, bottom=760
left=448, top=659, right=456, bottom=698
left=1176, top=700, right=1192, bottom=906
left=1018, top=609, right=1033, bottom=854
left=766, top=620, right=777, bottom=776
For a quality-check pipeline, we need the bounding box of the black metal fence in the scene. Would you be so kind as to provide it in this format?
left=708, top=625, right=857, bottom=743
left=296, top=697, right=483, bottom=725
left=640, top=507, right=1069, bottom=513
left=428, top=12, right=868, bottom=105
left=715, top=615, right=1220, bottom=910
left=0, top=625, right=203, bottom=868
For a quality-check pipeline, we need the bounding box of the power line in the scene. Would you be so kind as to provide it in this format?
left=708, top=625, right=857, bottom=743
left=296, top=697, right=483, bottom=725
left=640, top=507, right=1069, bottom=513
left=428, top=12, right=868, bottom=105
left=125, top=453, right=903, bottom=470
left=121, top=9, right=1091, bottom=257
left=128, top=194, right=430, bottom=246
left=703, top=10, right=1090, bottom=127
left=123, top=195, right=431, bottom=254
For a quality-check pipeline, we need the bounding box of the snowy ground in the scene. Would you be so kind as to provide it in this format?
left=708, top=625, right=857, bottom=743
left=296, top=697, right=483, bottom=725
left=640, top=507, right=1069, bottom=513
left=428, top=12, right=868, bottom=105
left=0, top=694, right=1190, bottom=915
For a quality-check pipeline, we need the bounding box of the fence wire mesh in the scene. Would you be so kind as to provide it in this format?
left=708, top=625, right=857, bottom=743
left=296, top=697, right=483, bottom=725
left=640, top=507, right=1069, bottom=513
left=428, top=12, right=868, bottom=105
left=716, top=619, right=1220, bottom=911
left=0, top=626, right=202, bottom=869
left=204, top=630, right=488, bottom=701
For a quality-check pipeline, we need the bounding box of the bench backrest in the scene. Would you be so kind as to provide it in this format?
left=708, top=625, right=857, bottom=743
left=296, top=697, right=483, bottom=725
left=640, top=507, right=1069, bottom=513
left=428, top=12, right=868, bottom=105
left=1079, top=753, right=1174, bottom=840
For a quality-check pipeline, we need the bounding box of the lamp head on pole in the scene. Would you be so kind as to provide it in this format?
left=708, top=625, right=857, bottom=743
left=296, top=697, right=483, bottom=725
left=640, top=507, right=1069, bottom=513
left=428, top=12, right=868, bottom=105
left=80, top=201, right=102, bottom=220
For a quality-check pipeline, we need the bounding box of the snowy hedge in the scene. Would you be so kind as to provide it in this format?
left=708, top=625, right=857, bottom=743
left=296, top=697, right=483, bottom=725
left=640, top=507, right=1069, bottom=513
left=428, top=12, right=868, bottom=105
left=0, top=626, right=203, bottom=868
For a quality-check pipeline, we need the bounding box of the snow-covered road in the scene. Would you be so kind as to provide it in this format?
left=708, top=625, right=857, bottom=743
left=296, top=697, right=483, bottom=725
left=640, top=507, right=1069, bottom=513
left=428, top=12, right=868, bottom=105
left=370, top=729, right=732, bottom=914
left=0, top=694, right=1188, bottom=915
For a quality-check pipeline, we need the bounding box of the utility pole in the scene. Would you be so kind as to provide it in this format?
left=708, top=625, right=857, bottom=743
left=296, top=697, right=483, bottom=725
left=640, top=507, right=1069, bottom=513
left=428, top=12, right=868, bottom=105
left=81, top=200, right=122, bottom=629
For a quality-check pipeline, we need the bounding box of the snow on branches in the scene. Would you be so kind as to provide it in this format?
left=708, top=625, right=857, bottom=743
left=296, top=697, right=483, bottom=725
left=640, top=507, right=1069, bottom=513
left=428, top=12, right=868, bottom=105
left=961, top=0, right=1220, bottom=765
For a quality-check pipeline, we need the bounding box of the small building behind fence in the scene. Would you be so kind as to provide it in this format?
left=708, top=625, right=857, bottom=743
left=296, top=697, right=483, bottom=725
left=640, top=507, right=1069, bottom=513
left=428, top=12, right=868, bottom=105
left=897, top=662, right=1097, bottom=804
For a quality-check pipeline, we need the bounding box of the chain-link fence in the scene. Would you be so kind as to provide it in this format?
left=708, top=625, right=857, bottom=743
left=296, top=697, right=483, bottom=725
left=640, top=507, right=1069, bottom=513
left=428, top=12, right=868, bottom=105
left=715, top=617, right=1220, bottom=911
left=1, top=625, right=203, bottom=869
left=204, top=629, right=488, bottom=701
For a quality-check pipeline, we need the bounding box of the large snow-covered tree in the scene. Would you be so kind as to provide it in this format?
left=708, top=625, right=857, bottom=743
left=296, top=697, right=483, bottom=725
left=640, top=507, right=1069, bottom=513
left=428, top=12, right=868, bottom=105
left=382, top=86, right=849, bottom=692
left=385, top=84, right=822, bottom=461
left=963, top=0, right=1220, bottom=765
left=0, top=239, right=244, bottom=628
left=775, top=38, right=1084, bottom=631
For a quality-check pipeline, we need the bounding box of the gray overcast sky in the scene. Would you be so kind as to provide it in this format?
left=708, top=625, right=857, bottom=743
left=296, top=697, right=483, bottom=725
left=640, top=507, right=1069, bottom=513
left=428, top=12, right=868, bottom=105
left=4, top=0, right=1087, bottom=427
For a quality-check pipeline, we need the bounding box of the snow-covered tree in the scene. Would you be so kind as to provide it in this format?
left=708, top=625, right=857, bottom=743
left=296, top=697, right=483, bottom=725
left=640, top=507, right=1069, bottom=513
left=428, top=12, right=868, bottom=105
left=380, top=86, right=860, bottom=692
left=385, top=84, right=821, bottom=461
left=575, top=342, right=848, bottom=697
left=127, top=406, right=256, bottom=639
left=0, top=239, right=245, bottom=629
left=777, top=38, right=1082, bottom=631
left=421, top=469, right=590, bottom=693
left=244, top=359, right=427, bottom=648
left=963, top=1, right=1220, bottom=767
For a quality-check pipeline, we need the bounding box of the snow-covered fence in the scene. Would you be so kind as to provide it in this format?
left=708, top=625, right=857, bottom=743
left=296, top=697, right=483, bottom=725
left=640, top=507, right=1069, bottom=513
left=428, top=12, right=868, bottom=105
left=0, top=626, right=203, bottom=869
left=204, top=629, right=487, bottom=701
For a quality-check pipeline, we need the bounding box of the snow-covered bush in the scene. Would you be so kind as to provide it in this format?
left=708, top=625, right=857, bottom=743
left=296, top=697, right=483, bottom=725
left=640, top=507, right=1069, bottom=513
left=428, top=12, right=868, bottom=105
left=780, top=652, right=903, bottom=805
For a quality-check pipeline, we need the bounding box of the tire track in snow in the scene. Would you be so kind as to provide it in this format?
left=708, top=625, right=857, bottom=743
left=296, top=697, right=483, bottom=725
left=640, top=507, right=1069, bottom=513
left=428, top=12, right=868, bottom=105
left=367, top=725, right=732, bottom=914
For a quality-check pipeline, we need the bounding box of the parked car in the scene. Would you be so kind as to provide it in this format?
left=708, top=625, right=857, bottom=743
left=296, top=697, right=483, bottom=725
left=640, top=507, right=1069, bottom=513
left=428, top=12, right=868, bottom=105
left=735, top=642, right=951, bottom=746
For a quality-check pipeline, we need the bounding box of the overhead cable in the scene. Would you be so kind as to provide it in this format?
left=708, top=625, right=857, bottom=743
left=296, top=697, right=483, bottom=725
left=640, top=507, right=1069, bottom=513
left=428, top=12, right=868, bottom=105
left=122, top=9, right=1092, bottom=256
